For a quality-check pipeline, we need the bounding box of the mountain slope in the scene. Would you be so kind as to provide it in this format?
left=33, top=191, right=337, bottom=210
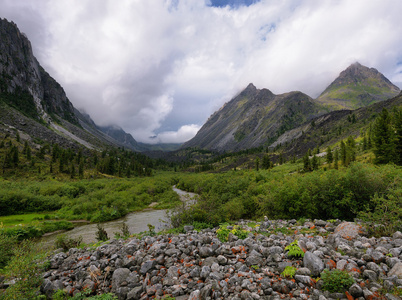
left=183, top=83, right=326, bottom=152
left=275, top=91, right=402, bottom=158
left=184, top=63, right=399, bottom=153
left=316, top=62, right=400, bottom=110
left=0, top=18, right=143, bottom=152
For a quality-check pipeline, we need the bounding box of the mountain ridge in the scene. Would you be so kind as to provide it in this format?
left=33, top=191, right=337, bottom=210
left=0, top=18, right=144, bottom=152
left=316, top=62, right=400, bottom=110
left=183, top=62, right=400, bottom=152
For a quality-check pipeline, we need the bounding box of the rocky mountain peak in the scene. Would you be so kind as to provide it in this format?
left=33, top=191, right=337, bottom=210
left=317, top=62, right=400, bottom=110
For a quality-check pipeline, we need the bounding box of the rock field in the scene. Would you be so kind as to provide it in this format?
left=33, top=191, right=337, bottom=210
left=41, top=219, right=402, bottom=299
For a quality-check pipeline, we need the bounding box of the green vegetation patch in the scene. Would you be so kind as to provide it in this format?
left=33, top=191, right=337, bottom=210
left=320, top=269, right=355, bottom=293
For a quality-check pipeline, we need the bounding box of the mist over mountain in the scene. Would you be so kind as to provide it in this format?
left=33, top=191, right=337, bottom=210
left=0, top=18, right=145, bottom=152
left=1, top=17, right=401, bottom=158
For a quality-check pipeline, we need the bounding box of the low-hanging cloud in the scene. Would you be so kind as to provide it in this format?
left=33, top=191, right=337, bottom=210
left=1, top=0, right=402, bottom=144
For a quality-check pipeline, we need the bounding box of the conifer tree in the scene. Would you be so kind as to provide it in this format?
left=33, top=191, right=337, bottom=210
left=334, top=149, right=339, bottom=169
left=372, top=108, right=395, bottom=164
left=303, top=152, right=311, bottom=172
left=326, top=146, right=333, bottom=164
left=79, top=161, right=84, bottom=179
left=393, top=107, right=402, bottom=165
left=340, top=141, right=346, bottom=166
left=311, top=154, right=319, bottom=170
left=261, top=154, right=271, bottom=169
left=26, top=145, right=31, bottom=161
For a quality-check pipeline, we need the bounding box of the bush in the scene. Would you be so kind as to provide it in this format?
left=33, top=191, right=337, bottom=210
left=1, top=240, right=49, bottom=299
left=0, top=233, right=18, bottom=269
left=320, top=269, right=355, bottom=293
left=281, top=266, right=297, bottom=278
left=216, top=223, right=249, bottom=242
left=358, top=186, right=402, bottom=237
left=55, top=234, right=83, bottom=251
left=285, top=240, right=304, bottom=258
left=96, top=224, right=109, bottom=242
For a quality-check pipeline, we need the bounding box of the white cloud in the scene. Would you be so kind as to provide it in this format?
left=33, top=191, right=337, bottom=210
left=1, top=0, right=402, bottom=143
left=156, top=124, right=202, bottom=144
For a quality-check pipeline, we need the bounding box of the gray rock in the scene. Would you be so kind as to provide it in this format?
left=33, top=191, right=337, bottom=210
left=349, top=283, right=363, bottom=298
left=388, top=262, right=402, bottom=278
left=246, top=255, right=264, bottom=267
left=393, top=231, right=402, bottom=239
left=217, top=255, right=228, bottom=265
left=127, top=286, right=143, bottom=299
left=188, top=289, right=201, bottom=300
left=363, top=269, right=378, bottom=281
left=140, top=260, right=156, bottom=274
left=303, top=251, right=324, bottom=277
left=112, top=268, right=130, bottom=291
left=202, top=256, right=218, bottom=267
left=385, top=293, right=402, bottom=300
left=199, top=246, right=214, bottom=258
left=334, top=222, right=365, bottom=239
left=371, top=250, right=386, bottom=263
left=294, top=275, right=314, bottom=286
left=200, top=266, right=211, bottom=279
left=296, top=267, right=311, bottom=276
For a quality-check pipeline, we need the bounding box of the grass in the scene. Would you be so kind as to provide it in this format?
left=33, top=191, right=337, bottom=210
left=0, top=212, right=58, bottom=227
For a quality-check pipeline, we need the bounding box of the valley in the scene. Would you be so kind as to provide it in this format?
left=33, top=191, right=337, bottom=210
left=0, top=17, right=401, bottom=300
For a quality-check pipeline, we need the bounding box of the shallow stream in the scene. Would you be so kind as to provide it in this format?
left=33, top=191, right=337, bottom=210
left=40, top=186, right=197, bottom=246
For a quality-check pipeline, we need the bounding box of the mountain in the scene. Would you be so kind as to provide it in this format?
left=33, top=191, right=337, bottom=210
left=274, top=91, right=402, bottom=159
left=182, top=83, right=326, bottom=152
left=316, top=62, right=400, bottom=110
left=183, top=63, right=400, bottom=152
left=0, top=18, right=142, bottom=152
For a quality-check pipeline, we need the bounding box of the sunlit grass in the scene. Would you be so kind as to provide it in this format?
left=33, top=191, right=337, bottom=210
left=0, top=212, right=58, bottom=227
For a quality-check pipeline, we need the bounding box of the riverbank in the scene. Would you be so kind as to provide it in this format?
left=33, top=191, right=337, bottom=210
left=38, top=219, right=402, bottom=299
left=39, top=186, right=197, bottom=245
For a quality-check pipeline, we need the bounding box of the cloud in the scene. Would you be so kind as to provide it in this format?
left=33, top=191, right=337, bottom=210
left=155, top=124, right=201, bottom=144
left=1, top=0, right=402, bottom=143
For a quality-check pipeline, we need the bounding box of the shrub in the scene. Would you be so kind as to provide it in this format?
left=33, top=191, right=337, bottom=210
left=0, top=233, right=18, bottom=269
left=216, top=223, right=249, bottom=242
left=281, top=266, right=297, bottom=278
left=320, top=269, right=355, bottom=293
left=1, top=240, right=49, bottom=299
left=96, top=224, right=109, bottom=242
left=55, top=234, right=83, bottom=251
left=358, top=186, right=402, bottom=237
left=114, top=222, right=131, bottom=239
left=285, top=240, right=304, bottom=258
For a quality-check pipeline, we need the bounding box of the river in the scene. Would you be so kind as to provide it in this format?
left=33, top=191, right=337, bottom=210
left=40, top=186, right=198, bottom=246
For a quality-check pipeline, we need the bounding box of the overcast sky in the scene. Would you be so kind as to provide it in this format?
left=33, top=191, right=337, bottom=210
left=1, top=0, right=402, bottom=144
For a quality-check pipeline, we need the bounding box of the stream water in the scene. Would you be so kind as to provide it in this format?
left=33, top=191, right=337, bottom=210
left=40, top=186, right=197, bottom=246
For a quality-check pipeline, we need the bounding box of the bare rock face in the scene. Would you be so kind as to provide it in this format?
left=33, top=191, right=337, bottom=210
left=0, top=18, right=78, bottom=125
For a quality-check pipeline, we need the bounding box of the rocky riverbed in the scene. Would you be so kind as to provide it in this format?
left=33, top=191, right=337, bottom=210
left=40, top=219, right=402, bottom=299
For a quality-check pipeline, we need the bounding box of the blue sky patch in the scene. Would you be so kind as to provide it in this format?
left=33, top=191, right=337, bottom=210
left=209, top=0, right=261, bottom=8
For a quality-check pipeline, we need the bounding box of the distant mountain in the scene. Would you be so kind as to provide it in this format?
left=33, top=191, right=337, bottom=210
left=316, top=62, right=400, bottom=110
left=182, top=83, right=326, bottom=152
left=183, top=63, right=400, bottom=152
left=275, top=91, right=402, bottom=159
left=0, top=18, right=143, bottom=152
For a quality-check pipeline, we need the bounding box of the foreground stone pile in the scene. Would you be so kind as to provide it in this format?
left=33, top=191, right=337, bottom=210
left=41, top=219, right=402, bottom=299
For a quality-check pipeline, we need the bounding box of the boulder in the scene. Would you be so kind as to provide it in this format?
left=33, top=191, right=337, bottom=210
left=303, top=251, right=324, bottom=277
left=334, top=222, right=366, bottom=240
